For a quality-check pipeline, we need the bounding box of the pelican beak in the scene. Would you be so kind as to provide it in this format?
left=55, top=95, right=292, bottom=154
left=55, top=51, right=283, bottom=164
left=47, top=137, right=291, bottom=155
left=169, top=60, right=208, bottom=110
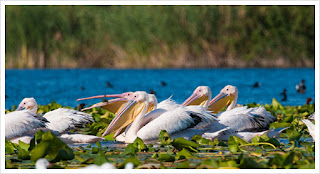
left=76, top=94, right=124, bottom=101
left=182, top=93, right=209, bottom=107
left=81, top=97, right=128, bottom=113
left=208, top=92, right=235, bottom=113
left=113, top=127, right=126, bottom=139
left=16, top=106, right=24, bottom=111
left=102, top=100, right=146, bottom=137
left=147, top=104, right=155, bottom=113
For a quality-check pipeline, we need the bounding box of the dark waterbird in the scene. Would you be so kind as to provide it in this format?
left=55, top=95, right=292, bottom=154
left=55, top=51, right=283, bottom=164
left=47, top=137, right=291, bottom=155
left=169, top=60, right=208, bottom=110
left=306, top=97, right=313, bottom=105
left=253, top=82, right=260, bottom=88
left=296, top=79, right=306, bottom=94
left=106, top=81, right=113, bottom=88
left=280, top=89, right=287, bottom=101
left=149, top=89, right=156, bottom=94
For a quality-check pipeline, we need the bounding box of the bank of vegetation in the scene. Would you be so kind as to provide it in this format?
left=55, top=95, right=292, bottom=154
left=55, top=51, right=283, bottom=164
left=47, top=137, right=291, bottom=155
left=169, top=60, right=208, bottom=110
left=5, top=5, right=315, bottom=68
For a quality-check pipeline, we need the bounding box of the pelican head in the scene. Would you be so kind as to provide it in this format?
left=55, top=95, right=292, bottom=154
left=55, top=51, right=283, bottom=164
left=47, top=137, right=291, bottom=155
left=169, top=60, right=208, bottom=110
left=147, top=94, right=158, bottom=113
left=182, top=86, right=212, bottom=108
left=102, top=91, right=149, bottom=137
left=16, top=97, right=38, bottom=114
left=208, top=85, right=238, bottom=113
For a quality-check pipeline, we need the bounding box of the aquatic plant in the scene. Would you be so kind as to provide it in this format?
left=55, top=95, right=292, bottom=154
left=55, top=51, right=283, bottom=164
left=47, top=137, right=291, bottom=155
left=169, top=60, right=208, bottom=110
left=5, top=99, right=315, bottom=169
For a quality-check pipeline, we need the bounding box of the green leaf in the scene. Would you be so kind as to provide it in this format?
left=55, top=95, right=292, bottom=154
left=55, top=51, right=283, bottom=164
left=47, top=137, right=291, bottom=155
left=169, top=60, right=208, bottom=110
left=151, top=153, right=158, bottom=158
left=220, top=160, right=238, bottom=168
left=239, top=154, right=262, bottom=168
left=284, top=115, right=293, bottom=123
left=5, top=140, right=16, bottom=154
left=192, top=135, right=210, bottom=145
left=5, top=159, right=16, bottom=169
left=34, top=130, right=45, bottom=143
left=54, top=148, right=74, bottom=162
left=158, top=130, right=171, bottom=145
left=44, top=132, right=71, bottom=161
left=103, top=134, right=115, bottom=141
left=92, top=147, right=99, bottom=154
left=286, top=129, right=302, bottom=141
left=42, top=131, right=54, bottom=141
left=282, top=152, right=295, bottom=169
left=233, top=136, right=249, bottom=145
left=171, top=137, right=199, bottom=152
left=121, top=156, right=141, bottom=168
left=96, top=141, right=101, bottom=148
left=201, top=159, right=219, bottom=168
left=157, top=154, right=175, bottom=162
left=18, top=140, right=30, bottom=151
left=133, top=137, right=146, bottom=151
left=175, top=148, right=193, bottom=160
left=176, top=160, right=190, bottom=169
left=228, top=136, right=240, bottom=153
left=94, top=150, right=109, bottom=165
left=267, top=138, right=281, bottom=147
left=270, top=122, right=292, bottom=129
left=30, top=142, right=50, bottom=162
left=272, top=98, right=284, bottom=110
left=18, top=149, right=30, bottom=160
left=122, top=143, right=138, bottom=156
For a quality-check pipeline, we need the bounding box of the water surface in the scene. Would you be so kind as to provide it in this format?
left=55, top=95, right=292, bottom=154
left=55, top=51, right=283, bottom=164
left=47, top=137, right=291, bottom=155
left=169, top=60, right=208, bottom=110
left=5, top=68, right=315, bottom=109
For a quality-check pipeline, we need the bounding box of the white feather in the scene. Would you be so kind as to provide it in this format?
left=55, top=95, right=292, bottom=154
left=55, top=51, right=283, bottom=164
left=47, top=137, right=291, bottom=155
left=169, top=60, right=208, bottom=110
left=5, top=110, right=47, bottom=139
left=9, top=135, right=34, bottom=144
left=213, top=106, right=276, bottom=132
left=58, top=133, right=103, bottom=144
left=43, top=108, right=93, bottom=133
left=137, top=106, right=217, bottom=141
left=302, top=119, right=315, bottom=141
left=157, top=96, right=180, bottom=111
left=308, top=113, right=315, bottom=120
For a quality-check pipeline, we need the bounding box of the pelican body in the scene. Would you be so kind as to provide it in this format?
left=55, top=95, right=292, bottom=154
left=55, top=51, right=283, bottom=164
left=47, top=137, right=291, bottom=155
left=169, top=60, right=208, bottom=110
left=6, top=98, right=102, bottom=144
left=102, top=91, right=217, bottom=143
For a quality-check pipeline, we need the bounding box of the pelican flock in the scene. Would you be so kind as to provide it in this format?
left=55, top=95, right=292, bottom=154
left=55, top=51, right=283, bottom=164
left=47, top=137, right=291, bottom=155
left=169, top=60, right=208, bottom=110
left=7, top=84, right=306, bottom=146
left=6, top=98, right=102, bottom=144
left=75, top=85, right=281, bottom=144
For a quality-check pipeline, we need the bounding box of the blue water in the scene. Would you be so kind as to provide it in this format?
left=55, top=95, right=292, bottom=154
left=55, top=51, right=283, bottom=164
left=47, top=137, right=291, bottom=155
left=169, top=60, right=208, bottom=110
left=5, top=68, right=315, bottom=110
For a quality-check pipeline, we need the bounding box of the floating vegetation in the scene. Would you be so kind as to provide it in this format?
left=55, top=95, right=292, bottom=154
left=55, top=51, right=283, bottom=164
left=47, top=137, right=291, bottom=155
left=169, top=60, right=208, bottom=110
left=5, top=99, right=315, bottom=169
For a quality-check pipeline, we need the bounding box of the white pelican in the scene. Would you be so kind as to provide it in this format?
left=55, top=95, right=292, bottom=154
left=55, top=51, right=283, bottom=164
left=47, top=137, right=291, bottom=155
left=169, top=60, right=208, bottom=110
left=78, top=92, right=180, bottom=141
left=179, top=85, right=277, bottom=141
left=114, top=94, right=173, bottom=142
left=102, top=91, right=217, bottom=143
left=6, top=98, right=102, bottom=144
left=301, top=119, right=315, bottom=141
left=207, top=85, right=277, bottom=132
left=17, top=98, right=93, bottom=133
left=5, top=110, right=48, bottom=139
left=77, top=92, right=160, bottom=139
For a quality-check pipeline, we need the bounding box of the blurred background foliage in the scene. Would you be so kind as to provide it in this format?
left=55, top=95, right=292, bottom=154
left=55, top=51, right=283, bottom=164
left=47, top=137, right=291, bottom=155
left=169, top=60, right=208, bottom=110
left=5, top=5, right=315, bottom=68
